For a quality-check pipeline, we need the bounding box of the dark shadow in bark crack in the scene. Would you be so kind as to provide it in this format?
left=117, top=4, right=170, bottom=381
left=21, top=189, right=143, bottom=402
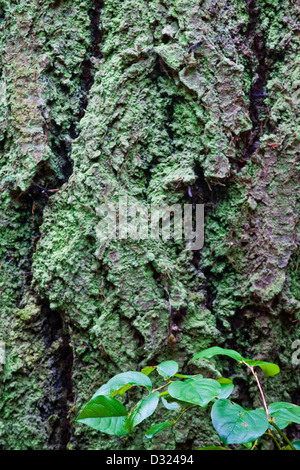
left=39, top=300, right=74, bottom=450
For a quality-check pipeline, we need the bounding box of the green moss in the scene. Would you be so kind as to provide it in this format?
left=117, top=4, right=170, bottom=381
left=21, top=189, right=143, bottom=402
left=0, top=0, right=299, bottom=450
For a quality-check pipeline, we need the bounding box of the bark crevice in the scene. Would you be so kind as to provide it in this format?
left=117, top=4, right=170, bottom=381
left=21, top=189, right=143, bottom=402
left=9, top=2, right=104, bottom=448
left=39, top=300, right=74, bottom=450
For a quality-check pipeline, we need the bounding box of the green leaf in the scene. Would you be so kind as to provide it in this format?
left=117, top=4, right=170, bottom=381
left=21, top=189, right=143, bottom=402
left=244, top=359, right=280, bottom=377
left=291, top=440, right=300, bottom=450
left=116, top=384, right=132, bottom=397
left=77, top=395, right=129, bottom=436
left=93, top=372, right=152, bottom=398
left=77, top=395, right=128, bottom=420
left=217, top=378, right=234, bottom=399
left=174, top=373, right=202, bottom=379
left=243, top=442, right=253, bottom=450
left=283, top=441, right=300, bottom=451
left=141, top=366, right=156, bottom=376
left=160, top=392, right=194, bottom=408
left=157, top=361, right=179, bottom=380
left=192, top=347, right=280, bottom=377
left=145, top=421, right=173, bottom=439
left=78, top=416, right=129, bottom=435
left=268, top=402, right=300, bottom=429
left=211, top=399, right=269, bottom=445
left=197, top=446, right=229, bottom=450
left=124, top=392, right=159, bottom=432
left=192, top=347, right=243, bottom=363
left=168, top=377, right=221, bottom=407
left=161, top=396, right=181, bottom=410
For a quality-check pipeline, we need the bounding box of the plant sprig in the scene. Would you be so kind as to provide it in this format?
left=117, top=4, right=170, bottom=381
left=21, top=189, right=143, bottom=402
left=76, top=347, right=300, bottom=450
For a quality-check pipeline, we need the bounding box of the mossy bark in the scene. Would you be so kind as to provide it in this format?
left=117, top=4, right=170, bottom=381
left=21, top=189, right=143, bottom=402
left=0, top=0, right=299, bottom=450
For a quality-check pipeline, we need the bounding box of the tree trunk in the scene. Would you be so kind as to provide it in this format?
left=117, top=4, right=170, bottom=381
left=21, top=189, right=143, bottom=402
left=0, top=0, right=299, bottom=450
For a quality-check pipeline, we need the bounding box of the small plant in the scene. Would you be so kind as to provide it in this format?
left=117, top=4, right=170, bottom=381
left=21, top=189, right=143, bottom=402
left=76, top=347, right=300, bottom=450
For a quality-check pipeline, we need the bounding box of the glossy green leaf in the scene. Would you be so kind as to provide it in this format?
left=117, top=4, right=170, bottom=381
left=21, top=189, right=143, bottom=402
left=141, top=366, right=156, bottom=376
left=159, top=391, right=169, bottom=397
left=145, top=421, right=173, bottom=439
left=157, top=361, right=179, bottom=380
left=174, top=373, right=202, bottom=379
left=78, top=416, right=129, bottom=435
left=192, top=347, right=243, bottom=363
left=93, top=372, right=152, bottom=398
left=124, top=392, right=159, bottom=432
left=161, top=396, right=181, bottom=410
left=244, top=359, right=280, bottom=377
left=168, top=377, right=221, bottom=407
left=211, top=399, right=269, bottom=445
left=116, top=384, right=132, bottom=397
left=160, top=392, right=194, bottom=408
left=192, top=348, right=280, bottom=378
left=77, top=395, right=128, bottom=420
left=268, top=402, right=300, bottom=429
left=291, top=440, right=300, bottom=450
left=77, top=395, right=129, bottom=436
left=243, top=442, right=254, bottom=450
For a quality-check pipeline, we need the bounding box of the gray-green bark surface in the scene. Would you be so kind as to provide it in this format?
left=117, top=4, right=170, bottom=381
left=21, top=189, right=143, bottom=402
left=0, top=0, right=299, bottom=450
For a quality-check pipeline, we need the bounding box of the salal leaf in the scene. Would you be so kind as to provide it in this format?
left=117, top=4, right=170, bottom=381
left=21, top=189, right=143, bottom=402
left=145, top=421, right=173, bottom=439
left=291, top=440, right=300, bottom=450
left=161, top=396, right=181, bottom=410
left=244, top=359, right=280, bottom=377
left=77, top=395, right=128, bottom=419
left=77, top=395, right=129, bottom=436
left=211, top=399, right=269, bottom=445
left=268, top=402, right=300, bottom=429
left=93, top=372, right=152, bottom=398
left=243, top=442, right=254, bottom=450
left=192, top=347, right=243, bottom=363
left=192, top=347, right=280, bottom=378
left=217, top=378, right=234, bottom=399
left=141, top=366, right=156, bottom=376
left=160, top=392, right=194, bottom=409
left=124, top=392, right=159, bottom=432
left=78, top=416, right=129, bottom=435
left=157, top=361, right=179, bottom=380
left=116, top=384, right=132, bottom=397
left=174, top=373, right=202, bottom=379
left=168, top=377, right=221, bottom=407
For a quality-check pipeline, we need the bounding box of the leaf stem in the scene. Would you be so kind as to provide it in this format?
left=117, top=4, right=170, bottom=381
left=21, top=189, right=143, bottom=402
left=269, top=420, right=297, bottom=450
left=152, top=381, right=171, bottom=393
left=172, top=405, right=195, bottom=425
left=243, top=361, right=269, bottom=420
left=250, top=439, right=258, bottom=450
left=266, top=430, right=282, bottom=450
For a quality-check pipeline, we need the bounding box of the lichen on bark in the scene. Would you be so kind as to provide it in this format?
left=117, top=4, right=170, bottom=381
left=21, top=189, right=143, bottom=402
left=0, top=0, right=299, bottom=450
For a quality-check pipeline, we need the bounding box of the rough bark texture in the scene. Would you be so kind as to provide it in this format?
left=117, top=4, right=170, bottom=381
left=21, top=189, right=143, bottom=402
left=0, top=0, right=299, bottom=450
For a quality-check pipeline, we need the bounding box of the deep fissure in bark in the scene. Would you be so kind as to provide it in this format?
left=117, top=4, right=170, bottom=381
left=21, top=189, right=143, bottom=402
left=242, top=0, right=269, bottom=164
left=11, top=2, right=104, bottom=448
left=197, top=0, right=273, bottom=340
left=224, top=0, right=274, bottom=338
left=191, top=165, right=228, bottom=317
left=39, top=300, right=74, bottom=450
left=79, top=0, right=103, bottom=117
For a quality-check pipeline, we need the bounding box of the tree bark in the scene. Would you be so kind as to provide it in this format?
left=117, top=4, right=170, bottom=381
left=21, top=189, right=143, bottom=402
left=0, top=0, right=299, bottom=450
